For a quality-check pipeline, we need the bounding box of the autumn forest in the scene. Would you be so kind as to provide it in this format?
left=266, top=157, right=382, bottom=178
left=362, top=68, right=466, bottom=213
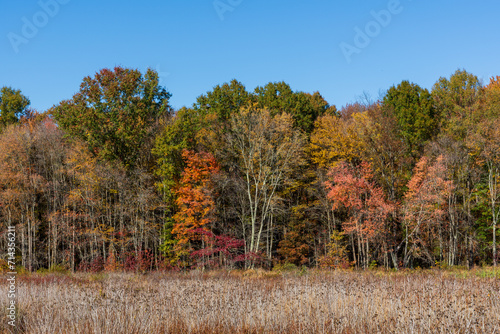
left=1, top=67, right=499, bottom=272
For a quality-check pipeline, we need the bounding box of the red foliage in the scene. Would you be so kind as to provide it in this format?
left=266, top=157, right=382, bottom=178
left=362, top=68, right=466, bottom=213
left=189, top=228, right=248, bottom=269
left=78, top=256, right=104, bottom=273
left=122, top=250, right=153, bottom=272
left=325, top=162, right=394, bottom=267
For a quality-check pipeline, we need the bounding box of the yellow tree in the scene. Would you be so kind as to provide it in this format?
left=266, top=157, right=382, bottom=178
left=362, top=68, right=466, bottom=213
left=309, top=113, right=363, bottom=168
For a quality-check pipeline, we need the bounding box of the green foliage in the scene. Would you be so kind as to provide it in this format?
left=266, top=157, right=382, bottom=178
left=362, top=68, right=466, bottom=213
left=0, top=86, right=30, bottom=129
left=153, top=107, right=202, bottom=203
left=194, top=79, right=252, bottom=122
left=16, top=265, right=30, bottom=275
left=255, top=82, right=334, bottom=133
left=37, top=264, right=70, bottom=275
left=382, top=80, right=438, bottom=156
left=52, top=67, right=172, bottom=167
left=483, top=76, right=500, bottom=119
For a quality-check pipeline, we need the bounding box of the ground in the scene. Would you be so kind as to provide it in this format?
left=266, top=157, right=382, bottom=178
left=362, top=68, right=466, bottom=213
left=1, top=267, right=499, bottom=333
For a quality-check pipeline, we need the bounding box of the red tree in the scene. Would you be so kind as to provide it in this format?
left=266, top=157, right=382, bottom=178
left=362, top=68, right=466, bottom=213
left=326, top=162, right=394, bottom=268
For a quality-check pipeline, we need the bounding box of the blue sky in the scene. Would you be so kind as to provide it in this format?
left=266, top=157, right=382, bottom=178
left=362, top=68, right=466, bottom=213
left=1, top=0, right=500, bottom=111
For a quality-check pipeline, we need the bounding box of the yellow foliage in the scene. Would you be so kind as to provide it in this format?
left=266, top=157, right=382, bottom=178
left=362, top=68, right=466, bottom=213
left=318, top=231, right=351, bottom=269
left=309, top=114, right=364, bottom=168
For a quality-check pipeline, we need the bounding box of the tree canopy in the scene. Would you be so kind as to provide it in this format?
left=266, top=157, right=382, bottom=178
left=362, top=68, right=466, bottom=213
left=2, top=68, right=500, bottom=272
left=52, top=67, right=172, bottom=167
left=382, top=80, right=438, bottom=156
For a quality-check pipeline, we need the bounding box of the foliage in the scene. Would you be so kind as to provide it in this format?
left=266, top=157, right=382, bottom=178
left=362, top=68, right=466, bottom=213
left=189, top=228, right=246, bottom=269
left=318, top=231, right=351, bottom=269
left=0, top=86, right=30, bottom=129
left=194, top=79, right=252, bottom=122
left=382, top=80, right=438, bottom=156
left=403, top=155, right=454, bottom=266
left=326, top=161, right=394, bottom=268
left=52, top=67, right=172, bottom=167
left=277, top=208, right=314, bottom=266
left=255, top=81, right=334, bottom=133
left=172, top=149, right=220, bottom=264
left=309, top=113, right=363, bottom=168
left=432, top=69, right=482, bottom=139
left=225, top=107, right=304, bottom=259
left=3, top=69, right=500, bottom=272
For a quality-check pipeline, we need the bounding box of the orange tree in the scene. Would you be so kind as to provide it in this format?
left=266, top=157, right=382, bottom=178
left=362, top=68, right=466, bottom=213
left=171, top=149, right=220, bottom=266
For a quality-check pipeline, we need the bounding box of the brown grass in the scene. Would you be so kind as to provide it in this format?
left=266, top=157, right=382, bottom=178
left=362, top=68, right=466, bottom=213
left=1, top=268, right=499, bottom=333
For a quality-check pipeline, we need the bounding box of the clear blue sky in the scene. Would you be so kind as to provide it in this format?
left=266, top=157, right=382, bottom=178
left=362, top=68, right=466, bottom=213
left=2, top=0, right=500, bottom=111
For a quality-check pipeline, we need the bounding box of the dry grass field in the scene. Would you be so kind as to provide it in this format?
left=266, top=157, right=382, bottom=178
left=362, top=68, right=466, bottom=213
left=1, top=268, right=499, bottom=333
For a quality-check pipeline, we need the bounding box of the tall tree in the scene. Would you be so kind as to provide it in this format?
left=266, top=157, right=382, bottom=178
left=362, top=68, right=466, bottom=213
left=477, top=120, right=500, bottom=266
left=382, top=80, right=438, bottom=156
left=326, top=162, right=394, bottom=268
left=194, top=79, right=252, bottom=122
left=172, top=149, right=220, bottom=265
left=352, top=104, right=411, bottom=202
left=52, top=67, right=172, bottom=167
left=153, top=107, right=202, bottom=201
left=225, top=107, right=303, bottom=261
left=431, top=69, right=484, bottom=266
left=432, top=69, right=482, bottom=139
left=468, top=80, right=500, bottom=266
left=403, top=156, right=454, bottom=266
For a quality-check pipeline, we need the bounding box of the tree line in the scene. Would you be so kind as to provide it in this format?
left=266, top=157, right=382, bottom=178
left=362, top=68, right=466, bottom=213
left=0, top=67, right=499, bottom=271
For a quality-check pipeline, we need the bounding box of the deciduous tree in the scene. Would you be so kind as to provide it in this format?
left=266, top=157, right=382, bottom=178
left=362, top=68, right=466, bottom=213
left=52, top=67, right=172, bottom=167
left=0, top=87, right=30, bottom=129
left=172, top=149, right=220, bottom=265
left=403, top=156, right=454, bottom=266
left=382, top=80, right=438, bottom=156
left=226, top=108, right=304, bottom=261
left=326, top=162, right=394, bottom=268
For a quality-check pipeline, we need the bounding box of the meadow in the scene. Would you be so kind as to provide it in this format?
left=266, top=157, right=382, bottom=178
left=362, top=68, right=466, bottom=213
left=1, top=268, right=499, bottom=334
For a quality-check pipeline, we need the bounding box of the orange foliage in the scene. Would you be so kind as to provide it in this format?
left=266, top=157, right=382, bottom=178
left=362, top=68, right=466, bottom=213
left=172, top=149, right=220, bottom=258
left=403, top=155, right=454, bottom=265
left=326, top=162, right=394, bottom=268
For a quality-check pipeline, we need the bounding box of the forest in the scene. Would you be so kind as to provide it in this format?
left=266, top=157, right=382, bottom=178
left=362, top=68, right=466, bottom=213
left=1, top=67, right=499, bottom=272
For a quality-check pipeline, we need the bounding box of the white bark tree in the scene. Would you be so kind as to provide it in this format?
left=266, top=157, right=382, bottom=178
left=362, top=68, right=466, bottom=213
left=226, top=108, right=303, bottom=261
